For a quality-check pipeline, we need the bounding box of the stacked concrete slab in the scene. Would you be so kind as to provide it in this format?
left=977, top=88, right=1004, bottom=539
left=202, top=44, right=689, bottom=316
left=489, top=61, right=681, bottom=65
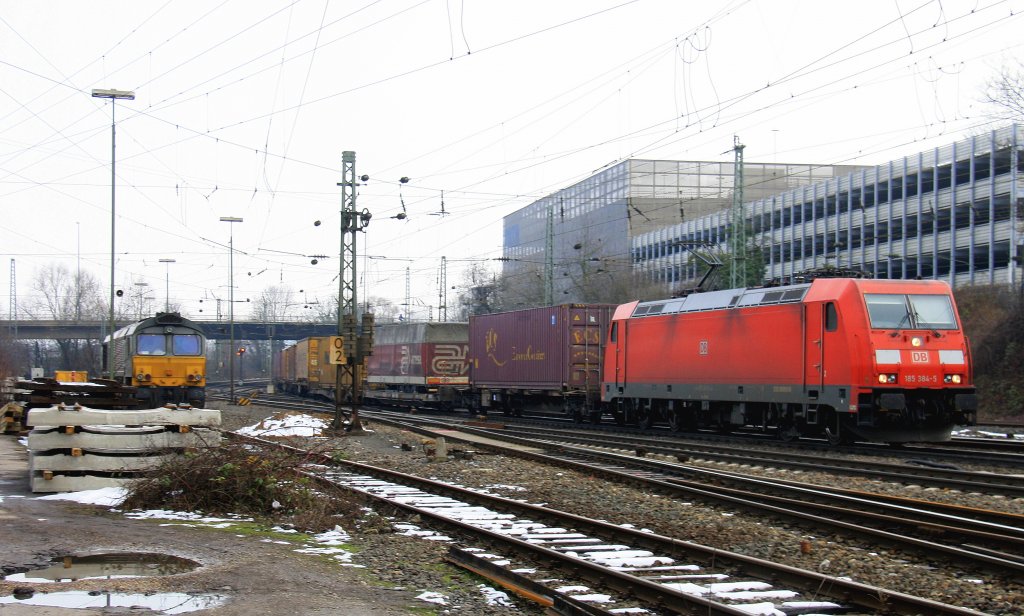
left=26, top=403, right=221, bottom=493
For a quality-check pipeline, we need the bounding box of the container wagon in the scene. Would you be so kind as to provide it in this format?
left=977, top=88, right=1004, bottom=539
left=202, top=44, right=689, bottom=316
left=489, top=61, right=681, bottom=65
left=468, top=304, right=614, bottom=419
left=364, top=322, right=470, bottom=410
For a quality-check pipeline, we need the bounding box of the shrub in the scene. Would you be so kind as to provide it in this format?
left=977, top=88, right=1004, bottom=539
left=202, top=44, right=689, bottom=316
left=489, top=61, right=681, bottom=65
left=122, top=439, right=369, bottom=533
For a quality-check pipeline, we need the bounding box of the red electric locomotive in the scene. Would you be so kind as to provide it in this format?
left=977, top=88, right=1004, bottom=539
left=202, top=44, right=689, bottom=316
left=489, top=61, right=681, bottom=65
left=601, top=278, right=977, bottom=444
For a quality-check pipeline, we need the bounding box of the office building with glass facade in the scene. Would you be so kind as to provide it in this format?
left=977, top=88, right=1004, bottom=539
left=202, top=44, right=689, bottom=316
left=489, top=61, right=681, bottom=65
left=502, top=158, right=860, bottom=300
left=633, top=124, right=1024, bottom=291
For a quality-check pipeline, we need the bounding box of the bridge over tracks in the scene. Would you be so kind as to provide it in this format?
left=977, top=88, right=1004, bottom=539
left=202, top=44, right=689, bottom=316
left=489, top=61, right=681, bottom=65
left=0, top=319, right=336, bottom=342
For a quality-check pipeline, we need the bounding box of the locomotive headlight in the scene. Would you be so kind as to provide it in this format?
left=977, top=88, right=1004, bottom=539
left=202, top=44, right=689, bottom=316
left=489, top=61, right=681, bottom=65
left=136, top=372, right=146, bottom=382
left=911, top=337, right=923, bottom=347
left=944, top=374, right=962, bottom=384
left=878, top=373, right=897, bottom=384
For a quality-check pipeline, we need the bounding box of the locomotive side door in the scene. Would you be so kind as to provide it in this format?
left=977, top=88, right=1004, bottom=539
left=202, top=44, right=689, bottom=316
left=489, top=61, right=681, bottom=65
left=803, top=302, right=826, bottom=396
left=610, top=319, right=627, bottom=393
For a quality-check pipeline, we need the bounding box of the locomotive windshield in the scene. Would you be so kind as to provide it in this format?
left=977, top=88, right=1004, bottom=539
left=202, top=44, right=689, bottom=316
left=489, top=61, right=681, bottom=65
left=137, top=334, right=166, bottom=355
left=865, top=293, right=958, bottom=330
left=172, top=334, right=203, bottom=355
left=137, top=333, right=203, bottom=356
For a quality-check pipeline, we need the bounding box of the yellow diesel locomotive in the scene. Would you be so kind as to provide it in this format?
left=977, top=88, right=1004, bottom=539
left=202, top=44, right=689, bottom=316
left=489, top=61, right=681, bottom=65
left=105, top=312, right=207, bottom=408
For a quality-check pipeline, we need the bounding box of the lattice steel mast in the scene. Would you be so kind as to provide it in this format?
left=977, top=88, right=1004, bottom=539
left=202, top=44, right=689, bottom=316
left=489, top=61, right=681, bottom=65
left=333, top=151, right=373, bottom=432
left=730, top=136, right=747, bottom=288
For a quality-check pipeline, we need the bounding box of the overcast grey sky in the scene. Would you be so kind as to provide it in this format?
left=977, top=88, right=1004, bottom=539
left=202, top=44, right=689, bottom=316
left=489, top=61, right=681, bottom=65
left=2, top=0, right=1022, bottom=321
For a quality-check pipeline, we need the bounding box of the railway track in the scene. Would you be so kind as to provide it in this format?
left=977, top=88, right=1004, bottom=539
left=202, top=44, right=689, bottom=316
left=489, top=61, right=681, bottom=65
left=213, top=396, right=1024, bottom=582
left=367, top=414, right=1024, bottom=575
left=489, top=424, right=1024, bottom=498
left=228, top=429, right=990, bottom=615
left=214, top=389, right=1024, bottom=459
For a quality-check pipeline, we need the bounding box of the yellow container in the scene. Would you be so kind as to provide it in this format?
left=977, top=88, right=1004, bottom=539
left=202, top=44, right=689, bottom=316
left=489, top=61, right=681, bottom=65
left=54, top=371, right=88, bottom=383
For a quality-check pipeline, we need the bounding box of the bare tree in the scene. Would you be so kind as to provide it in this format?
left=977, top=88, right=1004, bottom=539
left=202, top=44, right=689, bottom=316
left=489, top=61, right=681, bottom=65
left=365, top=296, right=400, bottom=323
left=308, top=292, right=339, bottom=324
left=123, top=282, right=157, bottom=321
left=0, top=331, right=30, bottom=380
left=249, top=285, right=295, bottom=322
left=984, top=58, right=1024, bottom=121
left=491, top=261, right=548, bottom=311
left=25, top=264, right=107, bottom=375
left=240, top=285, right=298, bottom=379
left=451, top=262, right=498, bottom=319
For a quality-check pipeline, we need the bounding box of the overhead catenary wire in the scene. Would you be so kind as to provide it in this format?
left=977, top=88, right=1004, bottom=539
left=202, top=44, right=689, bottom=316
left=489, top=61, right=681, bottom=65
left=2, top=0, right=1021, bottom=313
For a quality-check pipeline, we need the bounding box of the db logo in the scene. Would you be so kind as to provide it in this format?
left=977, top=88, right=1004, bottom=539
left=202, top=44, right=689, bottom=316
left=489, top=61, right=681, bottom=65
left=911, top=351, right=929, bottom=363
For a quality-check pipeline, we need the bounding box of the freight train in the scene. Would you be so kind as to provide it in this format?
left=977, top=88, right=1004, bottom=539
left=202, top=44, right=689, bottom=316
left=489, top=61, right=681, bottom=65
left=104, top=312, right=208, bottom=408
left=272, top=277, right=977, bottom=443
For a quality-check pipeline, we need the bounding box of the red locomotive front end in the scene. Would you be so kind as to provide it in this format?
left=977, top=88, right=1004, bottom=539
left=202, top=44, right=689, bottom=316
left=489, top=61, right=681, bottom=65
left=850, top=280, right=976, bottom=441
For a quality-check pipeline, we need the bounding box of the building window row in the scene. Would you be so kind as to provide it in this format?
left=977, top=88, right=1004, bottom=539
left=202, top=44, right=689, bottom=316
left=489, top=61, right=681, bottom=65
left=632, top=125, right=1023, bottom=290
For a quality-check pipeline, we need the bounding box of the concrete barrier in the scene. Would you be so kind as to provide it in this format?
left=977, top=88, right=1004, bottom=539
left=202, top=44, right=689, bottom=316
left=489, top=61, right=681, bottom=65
left=26, top=403, right=221, bottom=493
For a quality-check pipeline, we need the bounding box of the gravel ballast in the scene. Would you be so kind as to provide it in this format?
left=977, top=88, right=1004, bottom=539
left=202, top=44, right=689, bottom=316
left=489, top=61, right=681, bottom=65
left=220, top=403, right=1024, bottom=615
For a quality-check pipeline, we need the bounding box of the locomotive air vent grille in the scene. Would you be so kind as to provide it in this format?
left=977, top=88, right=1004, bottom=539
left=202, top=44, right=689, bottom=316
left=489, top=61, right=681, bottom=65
left=154, top=312, right=185, bottom=325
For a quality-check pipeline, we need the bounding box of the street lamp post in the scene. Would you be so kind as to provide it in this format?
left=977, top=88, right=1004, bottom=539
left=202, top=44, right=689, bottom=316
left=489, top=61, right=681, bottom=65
left=158, top=258, right=176, bottom=312
left=220, top=217, right=243, bottom=404
left=92, top=87, right=135, bottom=378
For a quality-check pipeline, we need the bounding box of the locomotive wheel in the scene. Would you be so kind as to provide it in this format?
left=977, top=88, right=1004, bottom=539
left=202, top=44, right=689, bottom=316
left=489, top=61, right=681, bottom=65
left=668, top=411, right=692, bottom=432
left=636, top=402, right=653, bottom=430
left=776, top=405, right=800, bottom=441
left=778, top=424, right=800, bottom=442
left=612, top=408, right=626, bottom=426
left=588, top=410, right=602, bottom=424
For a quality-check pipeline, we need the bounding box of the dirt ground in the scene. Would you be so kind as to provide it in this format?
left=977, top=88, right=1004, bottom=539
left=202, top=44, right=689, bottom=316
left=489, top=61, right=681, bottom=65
left=0, top=409, right=451, bottom=616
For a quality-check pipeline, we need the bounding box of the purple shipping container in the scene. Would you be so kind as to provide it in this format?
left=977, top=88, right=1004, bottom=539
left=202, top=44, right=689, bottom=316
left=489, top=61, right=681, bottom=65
left=469, top=304, right=614, bottom=395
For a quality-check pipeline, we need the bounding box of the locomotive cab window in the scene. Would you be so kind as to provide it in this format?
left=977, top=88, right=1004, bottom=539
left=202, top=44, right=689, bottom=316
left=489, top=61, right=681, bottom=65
left=865, top=293, right=958, bottom=330
left=137, top=334, right=166, bottom=355
left=908, top=295, right=957, bottom=330
left=825, top=302, right=838, bottom=332
left=173, top=334, right=203, bottom=355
